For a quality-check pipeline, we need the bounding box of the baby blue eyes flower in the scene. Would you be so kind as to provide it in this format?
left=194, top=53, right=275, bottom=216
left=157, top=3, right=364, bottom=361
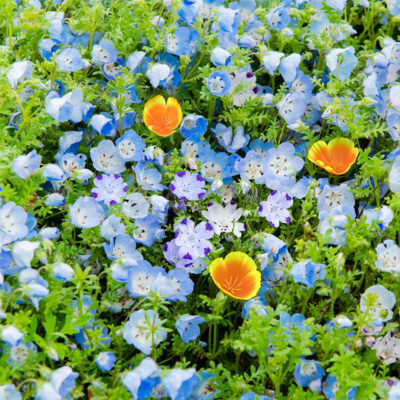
left=389, top=156, right=400, bottom=193
left=70, top=196, right=105, bottom=229
left=95, top=351, right=116, bottom=371
left=211, top=47, right=232, bottom=66
left=91, top=174, right=128, bottom=206
left=7, top=61, right=33, bottom=89
left=123, top=357, right=161, bottom=400
left=262, top=51, right=284, bottom=75
left=12, top=150, right=41, bottom=180
left=212, top=123, right=249, bottom=153
left=259, top=191, right=293, bottom=227
left=122, top=193, right=149, bottom=219
left=326, top=46, right=358, bottom=81
left=147, top=63, right=171, bottom=88
left=52, top=263, right=74, bottom=282
left=115, top=130, right=145, bottom=161
left=46, top=89, right=93, bottom=124
left=165, top=26, right=199, bottom=57
left=323, top=374, right=357, bottom=400
left=1, top=326, right=25, bottom=347
left=90, top=139, right=126, bottom=174
left=176, top=315, right=204, bottom=343
left=92, top=39, right=118, bottom=65
left=266, top=6, right=290, bottom=30
left=279, top=53, right=302, bottom=84
left=239, top=393, right=274, bottom=400
left=294, top=360, right=325, bottom=391
left=0, top=201, right=29, bottom=247
left=123, top=309, right=167, bottom=355
left=90, top=114, right=116, bottom=137
left=134, top=163, right=166, bottom=192
left=170, top=171, right=206, bottom=201
left=164, top=368, right=200, bottom=400
left=207, top=70, right=231, bottom=97
left=291, top=259, right=326, bottom=288
left=180, top=115, right=208, bottom=138
left=55, top=48, right=85, bottom=72
left=0, top=384, right=21, bottom=400
left=360, top=285, right=396, bottom=323
left=278, top=93, right=306, bottom=124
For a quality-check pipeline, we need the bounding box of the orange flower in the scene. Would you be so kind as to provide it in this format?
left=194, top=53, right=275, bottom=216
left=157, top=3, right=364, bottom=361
left=210, top=252, right=261, bottom=300
left=143, top=95, right=182, bottom=137
left=307, top=138, right=359, bottom=175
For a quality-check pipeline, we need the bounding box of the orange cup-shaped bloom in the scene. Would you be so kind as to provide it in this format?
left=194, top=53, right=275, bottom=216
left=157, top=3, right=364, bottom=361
left=307, top=138, right=359, bottom=175
left=143, top=95, right=182, bottom=137
left=210, top=252, right=261, bottom=300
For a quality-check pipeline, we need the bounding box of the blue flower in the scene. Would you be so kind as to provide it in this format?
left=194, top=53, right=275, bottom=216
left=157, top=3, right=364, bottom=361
left=126, top=262, right=163, bottom=298
left=164, top=368, right=200, bottom=400
left=102, top=58, right=125, bottom=80
left=0, top=202, right=29, bottom=247
left=104, top=233, right=137, bottom=260
left=100, top=215, right=126, bottom=241
left=263, top=142, right=304, bottom=191
left=278, top=93, right=306, bottom=124
left=147, top=63, right=171, bottom=88
left=266, top=6, right=290, bottom=30
left=387, top=109, right=400, bottom=142
left=291, top=259, right=326, bottom=288
left=90, top=139, right=126, bottom=174
left=180, top=115, right=208, bottom=139
left=122, top=193, right=149, bottom=219
left=127, top=51, right=151, bottom=75
left=69, top=196, right=105, bottom=228
left=323, top=374, right=357, bottom=399
left=165, top=26, right=199, bottom=57
left=95, top=351, right=116, bottom=371
left=200, top=150, right=230, bottom=183
left=55, top=48, right=85, bottom=72
left=50, top=366, right=79, bottom=398
left=52, top=263, right=74, bottom=282
left=46, top=89, right=92, bottom=124
left=90, top=113, right=116, bottom=137
left=12, top=150, right=41, bottom=180
left=259, top=191, right=293, bottom=227
left=176, top=315, right=205, bottom=343
left=376, top=240, right=400, bottom=273
left=123, top=358, right=161, bottom=400
left=262, top=51, right=284, bottom=75
left=191, top=371, right=219, bottom=400
left=7, top=61, right=33, bottom=89
left=1, top=326, right=25, bottom=347
left=212, top=123, right=249, bottom=153
left=360, top=285, right=396, bottom=323
left=207, top=70, right=231, bottom=97
left=326, top=47, right=358, bottom=81
left=123, top=309, right=167, bottom=355
left=294, top=360, right=325, bottom=391
left=92, top=39, right=118, bottom=65
left=115, top=129, right=145, bottom=161
left=170, top=171, right=206, bottom=201
left=39, top=39, right=59, bottom=60
left=0, top=384, right=21, bottom=400
left=133, top=215, right=160, bottom=247
left=134, top=163, right=166, bottom=192
left=211, top=47, right=232, bottom=67
left=279, top=53, right=302, bottom=84
left=389, top=156, right=400, bottom=193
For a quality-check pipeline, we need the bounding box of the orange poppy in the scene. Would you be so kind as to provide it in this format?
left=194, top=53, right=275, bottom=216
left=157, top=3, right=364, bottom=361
left=210, top=252, right=261, bottom=300
left=307, top=138, right=359, bottom=175
left=143, top=95, right=182, bottom=137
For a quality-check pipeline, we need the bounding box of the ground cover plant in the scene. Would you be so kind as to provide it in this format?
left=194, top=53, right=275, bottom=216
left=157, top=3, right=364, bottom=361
left=1, top=0, right=400, bottom=398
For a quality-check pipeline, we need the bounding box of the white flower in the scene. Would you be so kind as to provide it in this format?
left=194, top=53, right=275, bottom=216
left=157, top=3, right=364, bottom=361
left=201, top=202, right=245, bottom=237
left=372, top=332, right=400, bottom=365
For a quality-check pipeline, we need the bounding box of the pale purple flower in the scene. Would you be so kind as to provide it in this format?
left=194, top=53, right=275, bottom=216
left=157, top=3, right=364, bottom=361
left=170, top=171, right=206, bottom=201
left=259, top=191, right=293, bottom=227
left=175, top=218, right=213, bottom=261
left=372, top=332, right=400, bottom=365
left=91, top=174, right=128, bottom=205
